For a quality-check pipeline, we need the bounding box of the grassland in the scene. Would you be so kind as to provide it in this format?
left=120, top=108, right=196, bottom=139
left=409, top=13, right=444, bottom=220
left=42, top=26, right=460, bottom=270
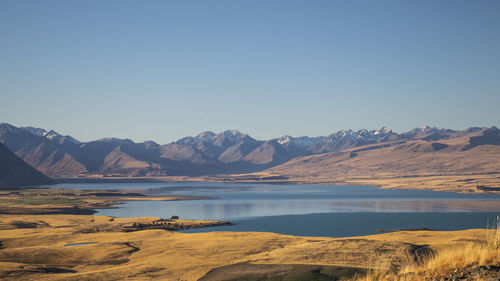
left=0, top=188, right=498, bottom=280
left=0, top=188, right=210, bottom=215
left=356, top=218, right=500, bottom=280
left=0, top=213, right=497, bottom=281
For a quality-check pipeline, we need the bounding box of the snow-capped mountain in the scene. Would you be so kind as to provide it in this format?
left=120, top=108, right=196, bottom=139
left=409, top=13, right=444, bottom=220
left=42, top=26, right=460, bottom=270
left=277, top=135, right=319, bottom=147
left=18, top=126, right=81, bottom=144
left=306, top=127, right=397, bottom=154
left=0, top=123, right=490, bottom=177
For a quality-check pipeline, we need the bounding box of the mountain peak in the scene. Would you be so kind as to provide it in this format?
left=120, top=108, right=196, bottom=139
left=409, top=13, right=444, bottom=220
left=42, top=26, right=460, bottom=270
left=0, top=123, right=81, bottom=144
left=96, top=137, right=128, bottom=143
left=277, top=135, right=318, bottom=148
left=277, top=135, right=292, bottom=145
left=0, top=123, right=20, bottom=133
left=218, top=130, right=250, bottom=141
left=20, top=126, right=48, bottom=137
left=196, top=131, right=216, bottom=138
left=374, top=126, right=393, bottom=135
left=44, top=130, right=62, bottom=140
left=1, top=122, right=496, bottom=178
left=223, top=129, right=244, bottom=137
left=380, top=126, right=392, bottom=133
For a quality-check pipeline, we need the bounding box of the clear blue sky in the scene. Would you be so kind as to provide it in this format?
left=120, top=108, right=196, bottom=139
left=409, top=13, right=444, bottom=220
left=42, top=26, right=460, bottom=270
left=1, top=0, right=499, bottom=143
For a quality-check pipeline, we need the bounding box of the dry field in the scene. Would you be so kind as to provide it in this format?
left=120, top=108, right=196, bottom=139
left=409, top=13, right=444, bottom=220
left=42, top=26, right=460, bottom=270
left=0, top=214, right=496, bottom=280
left=357, top=217, right=500, bottom=280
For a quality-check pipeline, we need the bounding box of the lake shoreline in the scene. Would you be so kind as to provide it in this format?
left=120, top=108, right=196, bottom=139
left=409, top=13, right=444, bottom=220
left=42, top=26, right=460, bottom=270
left=3, top=184, right=499, bottom=237
left=0, top=188, right=215, bottom=217
left=0, top=213, right=496, bottom=280
left=0, top=184, right=499, bottom=280
left=52, top=172, right=500, bottom=194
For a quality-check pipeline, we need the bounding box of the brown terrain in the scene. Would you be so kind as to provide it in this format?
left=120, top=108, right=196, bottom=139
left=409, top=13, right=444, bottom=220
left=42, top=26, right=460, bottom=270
left=0, top=143, right=54, bottom=188
left=1, top=124, right=499, bottom=280
left=2, top=123, right=499, bottom=194
left=0, top=213, right=497, bottom=281
left=0, top=188, right=214, bottom=216
left=209, top=127, right=500, bottom=193
left=7, top=126, right=491, bottom=194
left=0, top=188, right=497, bottom=280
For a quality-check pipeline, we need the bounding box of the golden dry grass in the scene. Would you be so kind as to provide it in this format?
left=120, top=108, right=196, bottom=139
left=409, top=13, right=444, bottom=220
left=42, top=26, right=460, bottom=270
left=356, top=217, right=500, bottom=281
left=0, top=214, right=494, bottom=280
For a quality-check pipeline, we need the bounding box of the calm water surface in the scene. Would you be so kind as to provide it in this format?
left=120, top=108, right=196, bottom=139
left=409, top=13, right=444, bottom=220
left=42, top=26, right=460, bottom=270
left=64, top=243, right=96, bottom=247
left=48, top=182, right=500, bottom=237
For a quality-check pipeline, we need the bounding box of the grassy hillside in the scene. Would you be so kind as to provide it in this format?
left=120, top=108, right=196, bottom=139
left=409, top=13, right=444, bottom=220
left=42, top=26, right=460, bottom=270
left=357, top=217, right=500, bottom=280
left=0, top=214, right=495, bottom=280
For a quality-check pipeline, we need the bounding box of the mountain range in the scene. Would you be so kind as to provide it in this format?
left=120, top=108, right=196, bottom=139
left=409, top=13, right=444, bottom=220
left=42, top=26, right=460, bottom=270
left=0, top=123, right=496, bottom=179
left=254, top=126, right=500, bottom=192
left=266, top=126, right=500, bottom=176
left=0, top=142, right=54, bottom=188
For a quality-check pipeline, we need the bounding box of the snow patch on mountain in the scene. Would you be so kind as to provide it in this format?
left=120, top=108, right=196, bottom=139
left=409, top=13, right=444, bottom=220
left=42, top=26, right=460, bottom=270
left=18, top=126, right=81, bottom=144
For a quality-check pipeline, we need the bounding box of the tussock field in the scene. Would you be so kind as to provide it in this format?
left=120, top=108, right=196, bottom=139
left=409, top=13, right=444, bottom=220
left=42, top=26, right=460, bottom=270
left=356, top=218, right=500, bottom=281
left=0, top=214, right=497, bottom=280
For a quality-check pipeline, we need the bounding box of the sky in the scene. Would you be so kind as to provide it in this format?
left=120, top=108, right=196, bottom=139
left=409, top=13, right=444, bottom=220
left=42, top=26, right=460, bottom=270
left=1, top=0, right=499, bottom=144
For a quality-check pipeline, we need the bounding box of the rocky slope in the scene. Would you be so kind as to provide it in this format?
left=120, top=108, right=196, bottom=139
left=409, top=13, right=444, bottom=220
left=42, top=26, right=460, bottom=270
left=0, top=123, right=493, bottom=178
left=0, top=142, right=54, bottom=188
left=258, top=127, right=500, bottom=191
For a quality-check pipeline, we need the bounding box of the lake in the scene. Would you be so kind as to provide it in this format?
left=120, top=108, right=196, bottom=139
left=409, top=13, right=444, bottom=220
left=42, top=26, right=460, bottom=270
left=49, top=182, right=500, bottom=237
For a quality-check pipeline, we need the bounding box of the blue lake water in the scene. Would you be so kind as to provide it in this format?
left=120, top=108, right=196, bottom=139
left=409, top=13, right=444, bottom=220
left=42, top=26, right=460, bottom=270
left=48, top=182, right=500, bottom=237
left=64, top=242, right=96, bottom=247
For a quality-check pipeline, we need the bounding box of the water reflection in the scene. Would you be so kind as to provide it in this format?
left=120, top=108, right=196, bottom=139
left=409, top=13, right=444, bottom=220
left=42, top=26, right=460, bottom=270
left=97, top=199, right=500, bottom=220
left=49, top=182, right=500, bottom=221
left=55, top=182, right=500, bottom=237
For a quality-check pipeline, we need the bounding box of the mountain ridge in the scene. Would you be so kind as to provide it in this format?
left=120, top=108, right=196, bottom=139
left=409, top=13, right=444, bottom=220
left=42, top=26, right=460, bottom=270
left=245, top=127, right=500, bottom=192
left=0, top=123, right=497, bottom=178
left=0, top=142, right=54, bottom=188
